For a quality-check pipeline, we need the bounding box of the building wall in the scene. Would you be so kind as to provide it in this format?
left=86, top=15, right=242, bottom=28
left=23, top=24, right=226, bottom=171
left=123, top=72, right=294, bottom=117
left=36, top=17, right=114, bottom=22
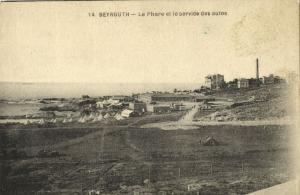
left=205, top=74, right=225, bottom=89
left=262, top=74, right=275, bottom=84
left=237, top=79, right=249, bottom=88
left=121, top=110, right=134, bottom=117
left=129, top=102, right=147, bottom=113
left=137, top=94, right=153, bottom=103
left=215, top=74, right=225, bottom=89
left=205, top=78, right=213, bottom=89
left=138, top=93, right=193, bottom=103
left=151, top=96, right=192, bottom=102
left=248, top=78, right=260, bottom=88
left=147, top=105, right=171, bottom=113
left=194, top=97, right=215, bottom=102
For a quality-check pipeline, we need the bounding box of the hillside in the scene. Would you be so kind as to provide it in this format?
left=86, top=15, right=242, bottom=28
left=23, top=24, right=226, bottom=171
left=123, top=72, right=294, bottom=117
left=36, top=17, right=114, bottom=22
left=195, top=84, right=291, bottom=121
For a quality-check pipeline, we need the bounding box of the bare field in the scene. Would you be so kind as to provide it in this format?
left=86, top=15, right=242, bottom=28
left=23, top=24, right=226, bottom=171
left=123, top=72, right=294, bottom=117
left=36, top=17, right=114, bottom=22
left=0, top=122, right=293, bottom=195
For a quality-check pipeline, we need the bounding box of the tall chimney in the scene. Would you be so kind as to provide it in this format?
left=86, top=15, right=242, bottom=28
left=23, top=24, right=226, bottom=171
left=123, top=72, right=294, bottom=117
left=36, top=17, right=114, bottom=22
left=256, top=58, right=259, bottom=80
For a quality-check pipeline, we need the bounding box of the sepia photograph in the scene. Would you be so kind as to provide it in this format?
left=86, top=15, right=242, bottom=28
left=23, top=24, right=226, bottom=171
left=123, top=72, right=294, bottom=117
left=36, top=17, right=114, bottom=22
left=0, top=0, right=299, bottom=194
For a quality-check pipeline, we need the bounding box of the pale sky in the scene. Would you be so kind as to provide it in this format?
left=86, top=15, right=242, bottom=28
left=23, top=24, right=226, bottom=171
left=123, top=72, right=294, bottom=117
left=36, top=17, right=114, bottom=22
left=0, top=0, right=298, bottom=83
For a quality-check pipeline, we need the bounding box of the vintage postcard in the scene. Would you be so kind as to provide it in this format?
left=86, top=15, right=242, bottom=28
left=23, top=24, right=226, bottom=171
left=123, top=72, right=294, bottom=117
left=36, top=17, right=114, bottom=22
left=0, top=0, right=299, bottom=194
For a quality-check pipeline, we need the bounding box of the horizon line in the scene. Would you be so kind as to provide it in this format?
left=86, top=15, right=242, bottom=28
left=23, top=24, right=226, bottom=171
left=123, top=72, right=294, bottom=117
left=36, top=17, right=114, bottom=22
left=0, top=81, right=203, bottom=84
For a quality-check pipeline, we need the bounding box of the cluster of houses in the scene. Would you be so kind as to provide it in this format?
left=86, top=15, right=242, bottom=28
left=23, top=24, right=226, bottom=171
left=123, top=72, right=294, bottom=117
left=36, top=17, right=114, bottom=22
left=94, top=94, right=191, bottom=119
left=86, top=91, right=235, bottom=122
left=24, top=94, right=194, bottom=125
left=23, top=58, right=289, bottom=126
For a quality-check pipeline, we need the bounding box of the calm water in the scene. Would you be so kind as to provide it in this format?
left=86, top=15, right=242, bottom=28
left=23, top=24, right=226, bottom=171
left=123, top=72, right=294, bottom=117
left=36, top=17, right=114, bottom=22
left=0, top=82, right=201, bottom=100
left=0, top=103, right=41, bottom=116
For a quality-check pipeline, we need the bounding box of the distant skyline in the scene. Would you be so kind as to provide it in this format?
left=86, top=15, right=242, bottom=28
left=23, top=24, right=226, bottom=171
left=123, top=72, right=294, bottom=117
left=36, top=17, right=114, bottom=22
left=0, top=0, right=298, bottom=84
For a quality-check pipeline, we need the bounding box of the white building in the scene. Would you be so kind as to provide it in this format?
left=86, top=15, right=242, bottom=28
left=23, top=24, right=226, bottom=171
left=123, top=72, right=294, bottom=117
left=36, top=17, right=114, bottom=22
left=205, top=74, right=225, bottom=90
left=121, top=109, right=135, bottom=118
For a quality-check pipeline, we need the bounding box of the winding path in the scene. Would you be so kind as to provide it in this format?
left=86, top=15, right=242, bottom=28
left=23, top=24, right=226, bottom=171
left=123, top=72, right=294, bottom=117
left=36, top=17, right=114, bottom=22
left=178, top=104, right=200, bottom=124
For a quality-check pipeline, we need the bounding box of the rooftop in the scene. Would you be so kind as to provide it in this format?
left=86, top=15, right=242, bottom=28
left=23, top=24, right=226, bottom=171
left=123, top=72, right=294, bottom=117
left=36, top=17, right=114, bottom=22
left=140, top=93, right=192, bottom=98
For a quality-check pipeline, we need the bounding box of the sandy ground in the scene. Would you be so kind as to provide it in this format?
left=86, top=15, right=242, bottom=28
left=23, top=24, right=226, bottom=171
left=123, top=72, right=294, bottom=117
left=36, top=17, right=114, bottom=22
left=141, top=105, right=293, bottom=130
left=141, top=118, right=294, bottom=130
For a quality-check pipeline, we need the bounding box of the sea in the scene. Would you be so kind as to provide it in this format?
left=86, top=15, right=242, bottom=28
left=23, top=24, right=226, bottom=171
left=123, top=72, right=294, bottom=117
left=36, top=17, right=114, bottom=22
left=0, top=82, right=201, bottom=118
left=0, top=82, right=201, bottom=100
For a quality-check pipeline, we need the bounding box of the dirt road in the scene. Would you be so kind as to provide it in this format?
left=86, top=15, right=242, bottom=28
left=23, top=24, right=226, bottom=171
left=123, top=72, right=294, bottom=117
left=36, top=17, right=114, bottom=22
left=178, top=104, right=200, bottom=124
